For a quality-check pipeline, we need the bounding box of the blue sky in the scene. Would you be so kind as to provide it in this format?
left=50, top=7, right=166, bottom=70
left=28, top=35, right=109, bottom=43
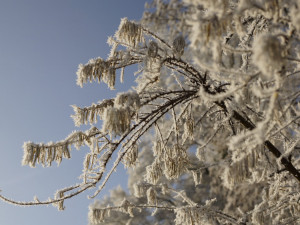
left=0, top=1, right=147, bottom=224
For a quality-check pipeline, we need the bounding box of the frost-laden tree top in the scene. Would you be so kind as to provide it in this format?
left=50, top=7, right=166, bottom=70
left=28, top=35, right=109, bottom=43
left=2, top=0, right=300, bottom=224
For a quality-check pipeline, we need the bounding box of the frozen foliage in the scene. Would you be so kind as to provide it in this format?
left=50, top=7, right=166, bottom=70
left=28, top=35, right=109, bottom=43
left=71, top=99, right=114, bottom=126
left=22, top=128, right=100, bottom=167
left=115, top=18, right=144, bottom=47
left=76, top=57, right=116, bottom=89
left=2, top=1, right=300, bottom=225
left=102, top=107, right=131, bottom=137
left=102, top=91, right=140, bottom=137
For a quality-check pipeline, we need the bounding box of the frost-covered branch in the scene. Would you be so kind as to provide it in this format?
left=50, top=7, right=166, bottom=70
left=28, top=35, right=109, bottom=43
left=2, top=1, right=300, bottom=224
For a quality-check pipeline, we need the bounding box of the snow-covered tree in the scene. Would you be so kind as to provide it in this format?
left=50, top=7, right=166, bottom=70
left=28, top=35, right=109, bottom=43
left=1, top=0, right=300, bottom=224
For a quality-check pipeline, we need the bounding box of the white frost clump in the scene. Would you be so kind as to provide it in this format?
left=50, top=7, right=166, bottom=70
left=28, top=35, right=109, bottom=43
left=102, top=91, right=140, bottom=137
left=22, top=130, right=97, bottom=168
left=71, top=99, right=114, bottom=127
left=54, top=190, right=65, bottom=211
left=123, top=143, right=138, bottom=168
left=120, top=199, right=134, bottom=217
left=183, top=117, right=194, bottom=141
left=88, top=204, right=111, bottom=224
left=76, top=57, right=116, bottom=89
left=133, top=183, right=147, bottom=198
left=114, top=91, right=140, bottom=110
left=164, top=145, right=187, bottom=180
left=252, top=33, right=285, bottom=78
left=145, top=158, right=163, bottom=184
left=102, top=107, right=131, bottom=137
left=115, top=17, right=144, bottom=47
left=174, top=206, right=214, bottom=225
left=22, top=141, right=71, bottom=167
left=146, top=187, right=156, bottom=205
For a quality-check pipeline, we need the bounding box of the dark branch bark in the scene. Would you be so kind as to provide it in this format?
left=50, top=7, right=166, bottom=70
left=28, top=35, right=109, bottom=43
left=165, top=56, right=300, bottom=182
left=232, top=110, right=300, bottom=181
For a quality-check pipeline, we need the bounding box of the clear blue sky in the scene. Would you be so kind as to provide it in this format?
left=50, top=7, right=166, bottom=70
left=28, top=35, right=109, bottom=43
left=0, top=1, right=147, bottom=224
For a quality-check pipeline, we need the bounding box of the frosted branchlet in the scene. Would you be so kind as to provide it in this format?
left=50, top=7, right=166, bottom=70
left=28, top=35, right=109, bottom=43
left=164, top=145, right=188, bottom=180
left=71, top=105, right=86, bottom=126
left=133, top=183, right=147, bottom=198
left=53, top=190, right=65, bottom=211
left=174, top=206, right=212, bottom=225
left=104, top=67, right=116, bottom=90
left=22, top=142, right=36, bottom=167
left=222, top=150, right=259, bottom=189
left=21, top=129, right=98, bottom=168
left=71, top=99, right=114, bottom=127
left=107, top=36, right=118, bottom=59
left=191, top=170, right=203, bottom=186
left=89, top=207, right=110, bottom=224
left=103, top=92, right=140, bottom=132
left=146, top=158, right=163, bottom=184
left=22, top=141, right=71, bottom=167
left=123, top=143, right=138, bottom=168
left=183, top=118, right=194, bottom=141
left=76, top=57, right=116, bottom=89
left=84, top=153, right=92, bottom=171
left=153, top=140, right=163, bottom=157
left=114, top=91, right=141, bottom=110
left=115, top=17, right=144, bottom=47
left=102, top=106, right=131, bottom=137
left=172, top=35, right=185, bottom=58
left=120, top=199, right=134, bottom=217
left=76, top=58, right=104, bottom=86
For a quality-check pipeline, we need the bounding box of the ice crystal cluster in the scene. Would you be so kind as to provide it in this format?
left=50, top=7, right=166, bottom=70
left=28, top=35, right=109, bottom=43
left=76, top=57, right=116, bottom=89
left=22, top=129, right=97, bottom=167
left=3, top=1, right=300, bottom=225
left=71, top=99, right=114, bottom=126
left=102, top=91, right=140, bottom=137
left=115, top=18, right=144, bottom=47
